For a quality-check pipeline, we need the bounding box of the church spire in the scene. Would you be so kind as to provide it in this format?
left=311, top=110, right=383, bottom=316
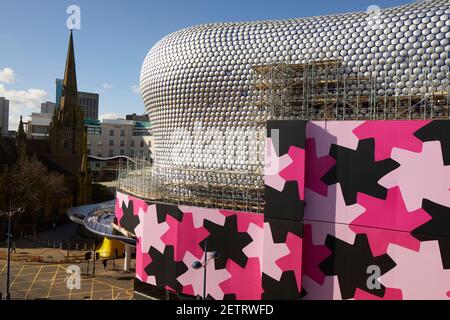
left=49, top=30, right=86, bottom=155
left=59, top=29, right=82, bottom=127
left=16, top=115, right=27, bottom=161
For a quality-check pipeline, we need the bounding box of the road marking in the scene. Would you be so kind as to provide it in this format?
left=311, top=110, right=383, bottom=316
left=10, top=265, right=25, bottom=287
left=46, top=265, right=60, bottom=298
left=0, top=263, right=6, bottom=275
left=24, top=265, right=43, bottom=300
left=46, top=289, right=117, bottom=299
left=90, top=278, right=94, bottom=300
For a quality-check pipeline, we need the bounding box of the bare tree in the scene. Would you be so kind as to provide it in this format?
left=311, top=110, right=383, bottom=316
left=0, top=156, right=68, bottom=232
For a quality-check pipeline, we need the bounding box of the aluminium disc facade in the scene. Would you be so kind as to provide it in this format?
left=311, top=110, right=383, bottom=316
left=140, top=0, right=449, bottom=201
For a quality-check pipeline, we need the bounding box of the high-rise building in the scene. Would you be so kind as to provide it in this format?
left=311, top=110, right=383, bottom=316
left=41, top=101, right=56, bottom=114
left=78, top=91, right=99, bottom=120
left=0, top=97, right=9, bottom=136
left=56, top=78, right=99, bottom=120
left=55, top=78, right=63, bottom=108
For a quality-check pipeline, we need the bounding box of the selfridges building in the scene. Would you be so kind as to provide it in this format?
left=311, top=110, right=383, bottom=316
left=137, top=0, right=449, bottom=211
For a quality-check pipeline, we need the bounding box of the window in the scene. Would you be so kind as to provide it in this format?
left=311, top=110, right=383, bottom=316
left=109, top=140, right=114, bottom=147
left=130, top=140, right=135, bottom=147
left=120, top=149, right=125, bottom=156
left=130, top=150, right=135, bottom=157
left=109, top=149, right=114, bottom=157
left=120, top=129, right=125, bottom=137
left=109, top=129, right=114, bottom=136
left=120, top=140, right=125, bottom=147
left=140, top=140, right=144, bottom=148
left=87, top=149, right=91, bottom=155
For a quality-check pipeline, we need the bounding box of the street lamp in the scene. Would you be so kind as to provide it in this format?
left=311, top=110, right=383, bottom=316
left=192, top=239, right=220, bottom=300
left=0, top=205, right=24, bottom=300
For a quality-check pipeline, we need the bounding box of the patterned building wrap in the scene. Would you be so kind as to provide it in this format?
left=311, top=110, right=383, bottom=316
left=116, top=119, right=450, bottom=300
left=301, top=119, right=450, bottom=300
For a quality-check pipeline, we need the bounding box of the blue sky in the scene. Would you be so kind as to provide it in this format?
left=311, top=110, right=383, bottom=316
left=0, top=0, right=413, bottom=130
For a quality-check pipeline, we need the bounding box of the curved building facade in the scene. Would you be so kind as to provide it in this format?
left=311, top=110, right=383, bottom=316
left=139, top=0, right=449, bottom=210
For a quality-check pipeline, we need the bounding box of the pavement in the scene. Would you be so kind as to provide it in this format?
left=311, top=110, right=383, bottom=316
left=0, top=223, right=136, bottom=300
left=0, top=260, right=134, bottom=300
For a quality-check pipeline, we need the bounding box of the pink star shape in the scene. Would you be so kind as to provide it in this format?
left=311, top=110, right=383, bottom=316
left=379, top=241, right=450, bottom=300
left=220, top=258, right=263, bottom=300
left=279, top=146, right=306, bottom=200
left=178, top=251, right=231, bottom=300
left=262, top=222, right=290, bottom=281
left=353, top=120, right=430, bottom=161
left=379, top=141, right=450, bottom=211
left=275, top=232, right=303, bottom=291
left=134, top=205, right=169, bottom=254
left=242, top=223, right=264, bottom=259
left=350, top=187, right=431, bottom=256
left=161, top=212, right=209, bottom=261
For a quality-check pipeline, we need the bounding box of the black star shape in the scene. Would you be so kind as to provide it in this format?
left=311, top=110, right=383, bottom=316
left=262, top=271, right=303, bottom=300
left=322, top=138, right=400, bottom=205
left=264, top=181, right=305, bottom=223
left=155, top=203, right=183, bottom=224
left=265, top=217, right=303, bottom=244
left=319, top=234, right=396, bottom=299
left=199, top=214, right=252, bottom=269
left=414, top=120, right=450, bottom=165
left=119, top=200, right=140, bottom=234
left=144, top=245, right=188, bottom=293
left=412, top=199, right=450, bottom=269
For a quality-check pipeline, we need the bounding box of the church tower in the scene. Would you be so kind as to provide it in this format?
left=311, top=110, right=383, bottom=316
left=49, top=30, right=86, bottom=155
left=49, top=30, right=90, bottom=205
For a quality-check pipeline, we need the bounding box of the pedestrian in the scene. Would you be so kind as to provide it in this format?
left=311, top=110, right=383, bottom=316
left=102, top=259, right=108, bottom=271
left=10, top=240, right=16, bottom=254
left=52, top=220, right=56, bottom=232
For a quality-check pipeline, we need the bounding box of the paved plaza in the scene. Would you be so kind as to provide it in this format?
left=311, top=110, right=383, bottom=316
left=0, top=260, right=134, bottom=300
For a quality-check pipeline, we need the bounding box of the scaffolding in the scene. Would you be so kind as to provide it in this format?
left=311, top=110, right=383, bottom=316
left=252, top=58, right=450, bottom=121
left=117, top=157, right=265, bottom=213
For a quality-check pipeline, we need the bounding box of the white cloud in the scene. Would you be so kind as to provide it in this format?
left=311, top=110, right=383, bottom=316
left=99, top=112, right=124, bottom=121
left=103, top=83, right=114, bottom=89
left=131, top=84, right=141, bottom=95
left=0, top=67, right=18, bottom=84
left=0, top=83, right=47, bottom=130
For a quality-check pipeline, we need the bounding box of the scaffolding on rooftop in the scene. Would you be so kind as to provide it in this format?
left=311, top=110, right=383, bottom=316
left=252, top=56, right=450, bottom=121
